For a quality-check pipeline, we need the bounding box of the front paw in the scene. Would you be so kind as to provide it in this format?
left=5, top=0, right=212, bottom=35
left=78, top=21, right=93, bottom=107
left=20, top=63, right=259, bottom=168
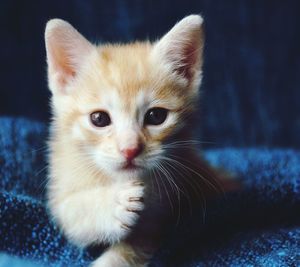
left=113, top=180, right=145, bottom=238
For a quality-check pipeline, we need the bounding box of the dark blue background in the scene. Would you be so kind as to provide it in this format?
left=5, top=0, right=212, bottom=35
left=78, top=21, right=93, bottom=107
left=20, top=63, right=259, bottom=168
left=1, top=0, right=299, bottom=148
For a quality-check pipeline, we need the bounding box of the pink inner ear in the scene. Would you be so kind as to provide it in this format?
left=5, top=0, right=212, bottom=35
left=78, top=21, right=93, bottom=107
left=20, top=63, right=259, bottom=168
left=48, top=46, right=77, bottom=91
left=57, top=71, right=75, bottom=90
left=57, top=59, right=77, bottom=87
left=175, top=42, right=199, bottom=82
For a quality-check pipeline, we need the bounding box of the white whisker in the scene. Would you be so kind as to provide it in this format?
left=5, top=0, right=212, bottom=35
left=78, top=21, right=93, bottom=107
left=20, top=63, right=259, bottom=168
left=155, top=162, right=174, bottom=212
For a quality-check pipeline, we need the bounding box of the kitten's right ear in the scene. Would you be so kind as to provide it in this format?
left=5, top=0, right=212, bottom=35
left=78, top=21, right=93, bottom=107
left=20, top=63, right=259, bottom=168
left=45, top=19, right=94, bottom=94
left=152, top=15, right=204, bottom=88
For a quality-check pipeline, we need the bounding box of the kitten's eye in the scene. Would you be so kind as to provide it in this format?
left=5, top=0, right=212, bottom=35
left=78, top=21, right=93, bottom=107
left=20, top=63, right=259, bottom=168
left=144, top=108, right=168, bottom=126
left=90, top=111, right=111, bottom=127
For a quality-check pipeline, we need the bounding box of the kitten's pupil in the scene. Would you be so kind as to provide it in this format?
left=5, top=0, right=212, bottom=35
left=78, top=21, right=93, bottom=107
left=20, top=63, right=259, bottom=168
left=144, top=108, right=168, bottom=126
left=90, top=111, right=111, bottom=127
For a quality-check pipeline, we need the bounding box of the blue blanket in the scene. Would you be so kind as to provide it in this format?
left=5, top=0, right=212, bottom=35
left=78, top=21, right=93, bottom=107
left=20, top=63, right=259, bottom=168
left=0, top=117, right=299, bottom=267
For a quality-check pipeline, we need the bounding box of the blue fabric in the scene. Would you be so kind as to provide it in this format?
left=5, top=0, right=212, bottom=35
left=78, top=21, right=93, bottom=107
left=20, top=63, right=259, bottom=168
left=0, top=253, right=42, bottom=267
left=0, top=0, right=300, bottom=148
left=0, top=117, right=299, bottom=266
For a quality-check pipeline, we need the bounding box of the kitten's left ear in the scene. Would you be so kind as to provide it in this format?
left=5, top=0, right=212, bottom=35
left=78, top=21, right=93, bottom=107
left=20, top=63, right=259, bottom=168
left=153, top=15, right=204, bottom=86
left=45, top=19, right=94, bottom=94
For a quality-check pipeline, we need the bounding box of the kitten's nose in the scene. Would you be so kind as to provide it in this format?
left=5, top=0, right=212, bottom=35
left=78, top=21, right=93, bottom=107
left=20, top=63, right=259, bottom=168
left=121, top=144, right=143, bottom=161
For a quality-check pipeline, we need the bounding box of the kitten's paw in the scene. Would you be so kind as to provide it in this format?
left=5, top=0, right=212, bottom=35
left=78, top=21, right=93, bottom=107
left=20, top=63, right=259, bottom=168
left=91, top=242, right=148, bottom=267
left=114, top=180, right=145, bottom=235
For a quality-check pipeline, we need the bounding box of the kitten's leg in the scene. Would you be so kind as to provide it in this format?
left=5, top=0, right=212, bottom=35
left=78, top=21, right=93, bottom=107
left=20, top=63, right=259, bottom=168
left=49, top=179, right=144, bottom=246
left=91, top=242, right=149, bottom=267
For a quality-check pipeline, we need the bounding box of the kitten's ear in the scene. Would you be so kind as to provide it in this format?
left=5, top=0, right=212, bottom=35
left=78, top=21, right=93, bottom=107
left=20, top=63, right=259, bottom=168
left=153, top=15, right=204, bottom=86
left=45, top=19, right=94, bottom=94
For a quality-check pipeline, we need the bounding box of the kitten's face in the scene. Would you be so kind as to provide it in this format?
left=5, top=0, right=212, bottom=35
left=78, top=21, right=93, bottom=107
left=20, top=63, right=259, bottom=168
left=46, top=16, right=204, bottom=178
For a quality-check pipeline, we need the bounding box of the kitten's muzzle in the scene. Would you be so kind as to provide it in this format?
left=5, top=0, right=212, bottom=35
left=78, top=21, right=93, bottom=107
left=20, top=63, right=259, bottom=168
left=121, top=143, right=144, bottom=162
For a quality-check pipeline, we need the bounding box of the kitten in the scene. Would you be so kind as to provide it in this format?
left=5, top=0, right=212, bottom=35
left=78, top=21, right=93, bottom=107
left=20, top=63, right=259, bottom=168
left=45, top=15, right=232, bottom=267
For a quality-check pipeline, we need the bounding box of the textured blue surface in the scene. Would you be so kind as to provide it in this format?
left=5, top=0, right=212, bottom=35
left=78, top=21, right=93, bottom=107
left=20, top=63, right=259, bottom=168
left=0, top=117, right=299, bottom=266
left=0, top=253, right=42, bottom=267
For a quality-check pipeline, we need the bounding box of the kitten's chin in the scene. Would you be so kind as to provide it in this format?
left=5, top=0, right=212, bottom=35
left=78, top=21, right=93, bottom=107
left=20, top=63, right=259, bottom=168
left=118, top=163, right=145, bottom=176
left=95, top=158, right=148, bottom=179
left=113, top=168, right=144, bottom=180
left=97, top=163, right=145, bottom=179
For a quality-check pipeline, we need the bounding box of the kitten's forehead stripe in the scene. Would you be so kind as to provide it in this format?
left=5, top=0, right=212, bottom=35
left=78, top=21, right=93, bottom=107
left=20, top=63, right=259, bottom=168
left=98, top=43, right=152, bottom=95
left=90, top=42, right=189, bottom=115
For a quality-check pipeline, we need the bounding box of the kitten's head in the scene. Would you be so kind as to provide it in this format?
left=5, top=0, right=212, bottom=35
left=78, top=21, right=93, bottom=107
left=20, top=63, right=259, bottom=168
left=45, top=15, right=204, bottom=179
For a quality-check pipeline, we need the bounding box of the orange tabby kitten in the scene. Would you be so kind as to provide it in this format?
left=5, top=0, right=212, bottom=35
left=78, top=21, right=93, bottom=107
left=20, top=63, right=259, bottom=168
left=45, top=15, right=229, bottom=267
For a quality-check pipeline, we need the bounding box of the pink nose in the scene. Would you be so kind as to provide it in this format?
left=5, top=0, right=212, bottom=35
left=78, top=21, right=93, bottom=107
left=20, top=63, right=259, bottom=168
left=121, top=145, right=143, bottom=161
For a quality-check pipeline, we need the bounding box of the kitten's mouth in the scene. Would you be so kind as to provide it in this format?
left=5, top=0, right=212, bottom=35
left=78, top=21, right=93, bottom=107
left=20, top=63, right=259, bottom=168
left=121, top=161, right=141, bottom=171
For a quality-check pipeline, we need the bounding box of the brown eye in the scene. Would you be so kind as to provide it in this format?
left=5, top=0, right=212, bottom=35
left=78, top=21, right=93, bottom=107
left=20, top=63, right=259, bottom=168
left=144, top=108, right=168, bottom=126
left=90, top=111, right=111, bottom=127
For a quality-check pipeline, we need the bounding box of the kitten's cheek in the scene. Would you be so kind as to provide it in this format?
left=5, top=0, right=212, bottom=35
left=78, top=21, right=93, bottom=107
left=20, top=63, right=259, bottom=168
left=93, top=156, right=111, bottom=171
left=71, top=123, right=86, bottom=141
left=92, top=153, right=119, bottom=174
